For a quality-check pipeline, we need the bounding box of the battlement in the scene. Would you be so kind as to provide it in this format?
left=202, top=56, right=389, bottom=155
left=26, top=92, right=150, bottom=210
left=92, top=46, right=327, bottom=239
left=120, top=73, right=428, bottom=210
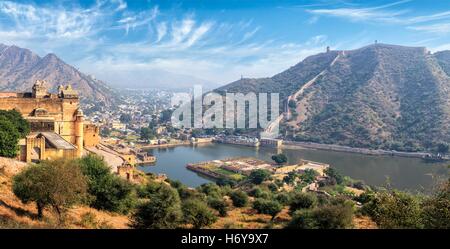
left=0, top=80, right=99, bottom=162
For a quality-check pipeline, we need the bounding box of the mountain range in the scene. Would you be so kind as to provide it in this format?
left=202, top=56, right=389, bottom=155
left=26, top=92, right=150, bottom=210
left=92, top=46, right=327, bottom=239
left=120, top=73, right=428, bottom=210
left=218, top=44, right=450, bottom=152
left=0, top=44, right=114, bottom=103
left=96, top=67, right=218, bottom=91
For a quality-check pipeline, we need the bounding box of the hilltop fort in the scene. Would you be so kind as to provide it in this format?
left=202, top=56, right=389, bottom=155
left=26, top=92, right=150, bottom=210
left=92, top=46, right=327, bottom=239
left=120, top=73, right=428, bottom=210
left=0, top=80, right=99, bottom=162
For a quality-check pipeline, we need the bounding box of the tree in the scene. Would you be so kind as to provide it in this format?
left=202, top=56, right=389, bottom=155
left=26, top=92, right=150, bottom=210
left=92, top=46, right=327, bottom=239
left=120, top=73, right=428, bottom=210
left=324, top=167, right=344, bottom=185
left=13, top=159, right=88, bottom=220
left=362, top=190, right=423, bottom=228
left=216, top=177, right=237, bottom=187
left=207, top=197, right=228, bottom=217
left=119, top=113, right=132, bottom=124
left=283, top=172, right=298, bottom=184
left=275, top=192, right=292, bottom=205
left=0, top=118, right=20, bottom=158
left=131, top=184, right=182, bottom=229
left=421, top=179, right=450, bottom=229
left=253, top=199, right=283, bottom=220
left=230, top=191, right=248, bottom=207
left=182, top=199, right=217, bottom=228
left=140, top=127, right=155, bottom=141
left=160, top=109, right=173, bottom=123
left=249, top=169, right=271, bottom=185
left=312, top=203, right=354, bottom=229
left=271, top=154, right=288, bottom=165
left=289, top=192, right=317, bottom=213
left=0, top=110, right=30, bottom=138
left=287, top=209, right=317, bottom=229
left=249, top=187, right=271, bottom=199
left=299, top=169, right=318, bottom=184
left=78, top=155, right=136, bottom=214
left=197, top=183, right=223, bottom=199
left=287, top=203, right=354, bottom=229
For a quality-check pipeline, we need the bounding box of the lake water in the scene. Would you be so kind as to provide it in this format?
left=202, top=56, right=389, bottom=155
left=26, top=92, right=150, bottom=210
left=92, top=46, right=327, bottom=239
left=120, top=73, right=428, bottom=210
left=139, top=143, right=449, bottom=192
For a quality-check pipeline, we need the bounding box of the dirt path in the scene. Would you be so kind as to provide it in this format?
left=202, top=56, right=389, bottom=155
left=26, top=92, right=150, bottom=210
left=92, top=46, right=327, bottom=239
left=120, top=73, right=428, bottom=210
left=286, top=52, right=342, bottom=129
left=264, top=52, right=342, bottom=137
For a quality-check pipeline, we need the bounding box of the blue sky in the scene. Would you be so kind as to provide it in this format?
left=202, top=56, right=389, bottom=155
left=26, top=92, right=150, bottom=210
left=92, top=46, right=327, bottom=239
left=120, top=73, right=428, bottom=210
left=1, top=0, right=450, bottom=87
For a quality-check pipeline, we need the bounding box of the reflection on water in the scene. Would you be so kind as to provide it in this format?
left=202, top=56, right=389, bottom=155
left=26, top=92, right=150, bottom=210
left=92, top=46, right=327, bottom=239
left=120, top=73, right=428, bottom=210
left=139, top=143, right=448, bottom=191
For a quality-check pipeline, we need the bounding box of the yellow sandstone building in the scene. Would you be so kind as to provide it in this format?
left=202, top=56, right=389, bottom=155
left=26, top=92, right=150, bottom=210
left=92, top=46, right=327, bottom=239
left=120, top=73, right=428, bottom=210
left=0, top=80, right=100, bottom=162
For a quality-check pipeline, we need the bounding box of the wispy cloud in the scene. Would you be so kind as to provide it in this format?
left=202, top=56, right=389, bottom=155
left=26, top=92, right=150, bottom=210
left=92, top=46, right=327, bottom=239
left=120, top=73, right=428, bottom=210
left=306, top=0, right=450, bottom=26
left=306, top=0, right=411, bottom=23
left=4, top=0, right=448, bottom=88
left=80, top=33, right=331, bottom=85
left=408, top=23, right=450, bottom=34
left=116, top=7, right=159, bottom=35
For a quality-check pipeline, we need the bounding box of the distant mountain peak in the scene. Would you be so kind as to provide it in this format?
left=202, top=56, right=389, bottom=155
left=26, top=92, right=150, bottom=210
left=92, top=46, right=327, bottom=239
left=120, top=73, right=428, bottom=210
left=0, top=44, right=114, bottom=103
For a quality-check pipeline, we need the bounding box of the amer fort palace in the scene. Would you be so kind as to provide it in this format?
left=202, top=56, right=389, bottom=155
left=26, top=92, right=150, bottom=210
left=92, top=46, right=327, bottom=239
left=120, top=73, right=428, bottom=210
left=0, top=80, right=100, bottom=163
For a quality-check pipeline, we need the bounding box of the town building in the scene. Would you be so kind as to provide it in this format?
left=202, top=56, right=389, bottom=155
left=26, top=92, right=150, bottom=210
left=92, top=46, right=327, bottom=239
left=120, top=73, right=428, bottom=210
left=260, top=138, right=283, bottom=148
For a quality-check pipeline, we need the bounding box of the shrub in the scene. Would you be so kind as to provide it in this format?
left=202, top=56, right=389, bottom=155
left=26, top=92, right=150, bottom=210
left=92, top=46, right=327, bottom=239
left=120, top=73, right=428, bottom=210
left=177, top=186, right=206, bottom=200
left=362, top=190, right=423, bottom=228
left=79, top=155, right=136, bottom=214
left=299, top=169, right=318, bottom=184
left=290, top=192, right=318, bottom=213
left=13, top=159, right=88, bottom=219
left=131, top=184, right=182, bottom=229
left=198, top=183, right=223, bottom=199
left=216, top=178, right=237, bottom=187
left=287, top=209, right=317, bottom=229
left=421, top=180, right=450, bottom=229
left=249, top=187, right=271, bottom=199
left=182, top=199, right=218, bottom=228
left=0, top=118, right=20, bottom=158
left=207, top=197, right=228, bottom=217
left=288, top=203, right=354, bottom=229
left=137, top=181, right=162, bottom=198
left=253, top=199, right=283, bottom=220
left=271, top=154, right=288, bottom=165
left=283, top=172, right=298, bottom=184
left=0, top=110, right=30, bottom=138
left=312, top=203, right=354, bottom=229
left=324, top=167, right=344, bottom=185
left=275, top=192, right=292, bottom=205
left=230, top=190, right=248, bottom=207
left=268, top=183, right=278, bottom=192
left=249, top=169, right=271, bottom=185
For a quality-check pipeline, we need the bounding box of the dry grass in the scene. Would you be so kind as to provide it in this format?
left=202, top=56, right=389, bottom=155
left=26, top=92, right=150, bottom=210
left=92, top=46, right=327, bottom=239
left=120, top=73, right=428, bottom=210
left=211, top=206, right=291, bottom=229
left=353, top=215, right=378, bottom=229
left=0, top=157, right=130, bottom=229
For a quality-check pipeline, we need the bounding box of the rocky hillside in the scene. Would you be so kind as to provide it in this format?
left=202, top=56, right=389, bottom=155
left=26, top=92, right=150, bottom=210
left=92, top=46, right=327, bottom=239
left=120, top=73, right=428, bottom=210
left=218, top=44, right=450, bottom=152
left=0, top=44, right=115, bottom=103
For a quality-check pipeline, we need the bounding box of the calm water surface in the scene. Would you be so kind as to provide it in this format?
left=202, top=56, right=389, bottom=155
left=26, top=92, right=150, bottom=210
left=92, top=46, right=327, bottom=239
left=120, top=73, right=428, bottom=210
left=139, top=143, right=449, bottom=191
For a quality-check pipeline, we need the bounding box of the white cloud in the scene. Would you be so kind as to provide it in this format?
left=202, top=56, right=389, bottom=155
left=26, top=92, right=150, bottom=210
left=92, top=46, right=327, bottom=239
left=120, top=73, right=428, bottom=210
left=184, top=21, right=213, bottom=47
left=408, top=23, right=450, bottom=34
left=113, top=0, right=127, bottom=11
left=156, top=22, right=167, bottom=42
left=171, top=17, right=196, bottom=44
left=306, top=0, right=450, bottom=26
left=0, top=1, right=102, bottom=40
left=79, top=34, right=331, bottom=86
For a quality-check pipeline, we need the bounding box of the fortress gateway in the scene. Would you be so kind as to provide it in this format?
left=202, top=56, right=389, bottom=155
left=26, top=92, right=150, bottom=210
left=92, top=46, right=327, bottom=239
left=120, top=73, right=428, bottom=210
left=0, top=80, right=99, bottom=162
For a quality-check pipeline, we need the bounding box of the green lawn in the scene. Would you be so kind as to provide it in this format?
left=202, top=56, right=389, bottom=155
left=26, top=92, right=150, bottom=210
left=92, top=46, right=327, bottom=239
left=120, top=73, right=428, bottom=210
left=211, top=167, right=246, bottom=181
